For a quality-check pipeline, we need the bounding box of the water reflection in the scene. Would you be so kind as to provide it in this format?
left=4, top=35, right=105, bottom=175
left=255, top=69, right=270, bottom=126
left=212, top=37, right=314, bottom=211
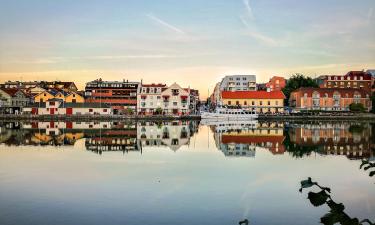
left=0, top=120, right=374, bottom=160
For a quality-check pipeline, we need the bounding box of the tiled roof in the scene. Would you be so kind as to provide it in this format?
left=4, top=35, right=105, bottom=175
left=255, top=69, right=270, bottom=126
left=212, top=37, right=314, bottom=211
left=142, top=83, right=166, bottom=87
left=291, top=87, right=370, bottom=98
left=221, top=91, right=285, bottom=99
left=0, top=88, right=26, bottom=97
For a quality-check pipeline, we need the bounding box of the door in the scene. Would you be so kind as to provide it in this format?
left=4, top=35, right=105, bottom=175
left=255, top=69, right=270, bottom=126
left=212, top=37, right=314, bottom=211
left=66, top=108, right=73, bottom=115
left=50, top=108, right=54, bottom=115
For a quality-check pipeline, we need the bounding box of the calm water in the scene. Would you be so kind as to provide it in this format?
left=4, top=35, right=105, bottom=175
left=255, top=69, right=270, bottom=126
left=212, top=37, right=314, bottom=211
left=0, top=120, right=374, bottom=225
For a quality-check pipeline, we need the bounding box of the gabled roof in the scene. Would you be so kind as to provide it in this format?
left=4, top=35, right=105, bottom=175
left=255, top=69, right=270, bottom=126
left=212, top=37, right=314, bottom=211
left=221, top=91, right=285, bottom=99
left=0, top=88, right=27, bottom=97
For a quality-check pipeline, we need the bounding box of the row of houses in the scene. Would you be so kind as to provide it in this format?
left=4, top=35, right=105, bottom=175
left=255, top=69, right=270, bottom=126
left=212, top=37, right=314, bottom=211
left=209, top=70, right=374, bottom=113
left=0, top=79, right=200, bottom=115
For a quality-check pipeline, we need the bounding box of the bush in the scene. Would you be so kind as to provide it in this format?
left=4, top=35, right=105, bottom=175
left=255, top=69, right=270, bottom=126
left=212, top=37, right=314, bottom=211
left=349, top=103, right=365, bottom=112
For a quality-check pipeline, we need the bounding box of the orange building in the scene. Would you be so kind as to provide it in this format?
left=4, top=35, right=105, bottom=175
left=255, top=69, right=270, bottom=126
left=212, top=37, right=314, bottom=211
left=266, top=76, right=286, bottom=91
left=289, top=88, right=372, bottom=112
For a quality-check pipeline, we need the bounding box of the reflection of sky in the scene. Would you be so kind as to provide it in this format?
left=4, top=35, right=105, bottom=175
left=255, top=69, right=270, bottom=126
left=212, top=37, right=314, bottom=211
left=0, top=126, right=374, bottom=225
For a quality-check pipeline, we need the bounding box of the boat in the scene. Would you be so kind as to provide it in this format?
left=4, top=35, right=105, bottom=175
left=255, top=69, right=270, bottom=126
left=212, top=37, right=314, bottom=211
left=200, top=119, right=258, bottom=133
left=200, top=106, right=258, bottom=120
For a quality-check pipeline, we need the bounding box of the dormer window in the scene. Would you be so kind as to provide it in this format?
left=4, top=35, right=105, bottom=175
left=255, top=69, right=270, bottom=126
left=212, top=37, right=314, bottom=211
left=172, top=89, right=179, bottom=96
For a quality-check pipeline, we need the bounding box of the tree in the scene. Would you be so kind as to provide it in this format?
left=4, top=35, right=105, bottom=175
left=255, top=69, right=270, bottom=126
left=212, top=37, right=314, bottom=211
left=349, top=103, right=365, bottom=112
left=282, top=74, right=319, bottom=106
left=155, top=107, right=163, bottom=115
left=125, top=107, right=134, bottom=115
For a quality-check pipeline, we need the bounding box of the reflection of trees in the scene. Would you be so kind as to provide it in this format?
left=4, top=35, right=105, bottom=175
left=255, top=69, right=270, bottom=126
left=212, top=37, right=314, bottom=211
left=284, top=127, right=324, bottom=158
left=299, top=177, right=374, bottom=225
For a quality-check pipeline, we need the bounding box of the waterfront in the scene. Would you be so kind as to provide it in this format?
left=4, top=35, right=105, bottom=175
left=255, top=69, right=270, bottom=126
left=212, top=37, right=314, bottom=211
left=0, top=120, right=374, bottom=225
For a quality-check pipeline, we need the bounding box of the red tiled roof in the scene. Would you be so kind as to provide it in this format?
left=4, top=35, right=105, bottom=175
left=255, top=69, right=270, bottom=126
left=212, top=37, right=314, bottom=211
left=142, top=83, right=166, bottom=87
left=0, top=88, right=24, bottom=97
left=291, top=87, right=370, bottom=98
left=221, top=91, right=285, bottom=99
left=221, top=135, right=285, bottom=144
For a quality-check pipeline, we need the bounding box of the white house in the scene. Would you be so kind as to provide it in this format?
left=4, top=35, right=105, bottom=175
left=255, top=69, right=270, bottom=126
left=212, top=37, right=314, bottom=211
left=137, top=83, right=191, bottom=115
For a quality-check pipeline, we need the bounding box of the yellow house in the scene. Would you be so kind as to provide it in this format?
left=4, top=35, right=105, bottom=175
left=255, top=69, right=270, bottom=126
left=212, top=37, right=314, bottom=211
left=65, top=92, right=84, bottom=103
left=221, top=90, right=285, bottom=113
left=33, top=90, right=84, bottom=103
left=34, top=91, right=55, bottom=103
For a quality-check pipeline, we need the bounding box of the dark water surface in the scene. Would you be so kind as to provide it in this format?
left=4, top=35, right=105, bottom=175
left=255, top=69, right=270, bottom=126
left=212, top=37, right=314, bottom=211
left=0, top=120, right=374, bottom=225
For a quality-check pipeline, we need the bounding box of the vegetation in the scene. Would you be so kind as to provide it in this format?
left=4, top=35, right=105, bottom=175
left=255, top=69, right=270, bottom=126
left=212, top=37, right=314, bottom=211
left=125, top=107, right=134, bottom=115
left=282, top=73, right=319, bottom=106
left=155, top=107, right=163, bottom=115
left=349, top=103, right=366, bottom=112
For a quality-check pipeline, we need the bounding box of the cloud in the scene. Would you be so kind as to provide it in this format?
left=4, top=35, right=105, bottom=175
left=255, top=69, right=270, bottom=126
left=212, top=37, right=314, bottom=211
left=243, top=0, right=254, bottom=20
left=246, top=31, right=278, bottom=46
left=146, top=14, right=185, bottom=35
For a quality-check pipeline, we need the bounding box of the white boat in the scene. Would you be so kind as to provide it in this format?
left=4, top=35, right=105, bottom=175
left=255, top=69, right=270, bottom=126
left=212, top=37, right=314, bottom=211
left=200, top=107, right=258, bottom=120
left=200, top=119, right=258, bottom=133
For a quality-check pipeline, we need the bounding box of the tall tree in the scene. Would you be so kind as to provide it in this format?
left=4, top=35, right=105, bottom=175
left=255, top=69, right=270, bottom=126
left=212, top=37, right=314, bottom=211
left=282, top=73, right=319, bottom=106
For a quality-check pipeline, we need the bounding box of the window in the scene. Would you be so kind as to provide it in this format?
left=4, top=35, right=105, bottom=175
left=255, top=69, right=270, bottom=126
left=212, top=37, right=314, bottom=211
left=244, top=101, right=247, bottom=105
left=252, top=101, right=255, bottom=105
left=228, top=101, right=232, bottom=105
left=267, top=101, right=270, bottom=105
left=89, top=109, right=93, bottom=112
left=260, top=101, right=263, bottom=105
left=103, top=109, right=107, bottom=112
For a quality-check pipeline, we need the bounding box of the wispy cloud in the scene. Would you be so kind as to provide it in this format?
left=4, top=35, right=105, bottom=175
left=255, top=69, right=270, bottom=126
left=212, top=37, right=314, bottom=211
left=367, top=8, right=373, bottom=23
left=146, top=14, right=185, bottom=35
left=242, top=0, right=254, bottom=20
left=246, top=31, right=278, bottom=47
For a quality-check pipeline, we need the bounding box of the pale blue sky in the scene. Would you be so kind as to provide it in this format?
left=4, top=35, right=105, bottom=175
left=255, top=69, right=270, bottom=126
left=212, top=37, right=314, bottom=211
left=0, top=0, right=374, bottom=95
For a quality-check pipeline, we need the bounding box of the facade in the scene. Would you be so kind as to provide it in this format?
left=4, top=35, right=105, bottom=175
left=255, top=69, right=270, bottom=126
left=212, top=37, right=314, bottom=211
left=266, top=76, right=286, bottom=91
left=25, top=99, right=112, bottom=115
left=289, top=88, right=372, bottom=112
left=317, top=71, right=372, bottom=93
left=138, top=83, right=191, bottom=115
left=33, top=89, right=84, bottom=103
left=85, top=78, right=140, bottom=114
left=189, top=89, right=200, bottom=114
left=0, top=88, right=31, bottom=114
left=219, top=75, right=257, bottom=91
left=137, top=83, right=167, bottom=115
left=221, top=90, right=285, bottom=114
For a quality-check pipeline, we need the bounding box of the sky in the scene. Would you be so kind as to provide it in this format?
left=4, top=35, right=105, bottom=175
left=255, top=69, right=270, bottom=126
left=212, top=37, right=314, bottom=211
left=0, top=0, right=374, bottom=97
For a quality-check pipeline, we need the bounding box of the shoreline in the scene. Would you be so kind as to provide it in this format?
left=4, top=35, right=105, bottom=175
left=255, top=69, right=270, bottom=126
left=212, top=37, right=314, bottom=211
left=0, top=114, right=375, bottom=121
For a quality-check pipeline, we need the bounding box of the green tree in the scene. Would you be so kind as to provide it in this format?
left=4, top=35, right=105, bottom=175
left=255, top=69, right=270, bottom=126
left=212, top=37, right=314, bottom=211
left=282, top=73, right=319, bottom=106
left=155, top=107, right=163, bottom=115
left=349, top=103, right=365, bottom=112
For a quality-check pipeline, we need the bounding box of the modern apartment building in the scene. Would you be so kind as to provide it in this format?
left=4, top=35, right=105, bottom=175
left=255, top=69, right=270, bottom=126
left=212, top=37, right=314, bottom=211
left=85, top=78, right=140, bottom=114
left=219, top=75, right=257, bottom=91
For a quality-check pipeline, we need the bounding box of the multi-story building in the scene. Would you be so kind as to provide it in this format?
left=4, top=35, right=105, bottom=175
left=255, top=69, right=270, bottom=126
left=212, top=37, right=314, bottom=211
left=189, top=89, right=200, bottom=114
left=221, top=90, right=285, bottom=114
left=137, top=83, right=167, bottom=115
left=317, top=71, right=372, bottom=93
left=265, top=76, right=286, bottom=91
left=219, top=75, right=257, bottom=91
left=137, top=83, right=191, bottom=115
left=85, top=78, right=140, bottom=114
left=289, top=87, right=372, bottom=112
left=0, top=88, right=31, bottom=114
left=2, top=81, right=78, bottom=92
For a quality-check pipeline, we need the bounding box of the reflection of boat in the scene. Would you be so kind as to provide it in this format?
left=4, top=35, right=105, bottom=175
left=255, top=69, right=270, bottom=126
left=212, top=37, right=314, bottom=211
left=200, top=107, right=257, bottom=120
left=201, top=119, right=258, bottom=133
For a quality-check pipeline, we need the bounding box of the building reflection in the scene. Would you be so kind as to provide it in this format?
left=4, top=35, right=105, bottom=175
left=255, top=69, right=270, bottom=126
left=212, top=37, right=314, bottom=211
left=211, top=121, right=285, bottom=157
left=0, top=120, right=199, bottom=154
left=0, top=121, right=374, bottom=160
left=137, top=120, right=199, bottom=151
left=287, top=123, right=374, bottom=160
